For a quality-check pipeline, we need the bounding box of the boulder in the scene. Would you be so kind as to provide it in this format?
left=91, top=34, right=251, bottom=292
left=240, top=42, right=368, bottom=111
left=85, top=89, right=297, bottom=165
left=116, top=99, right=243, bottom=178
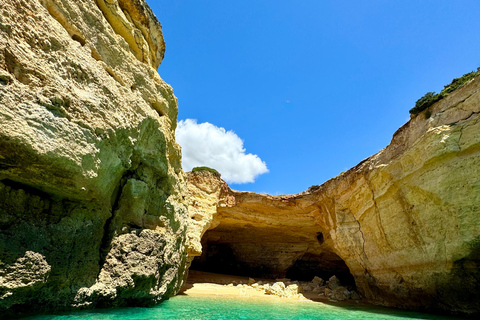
left=312, top=276, right=324, bottom=287
left=326, top=286, right=350, bottom=301
left=326, top=276, right=341, bottom=290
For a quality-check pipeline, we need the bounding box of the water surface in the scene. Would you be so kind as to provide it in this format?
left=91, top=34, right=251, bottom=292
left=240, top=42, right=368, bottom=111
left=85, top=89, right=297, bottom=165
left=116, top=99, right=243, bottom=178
left=25, top=295, right=466, bottom=320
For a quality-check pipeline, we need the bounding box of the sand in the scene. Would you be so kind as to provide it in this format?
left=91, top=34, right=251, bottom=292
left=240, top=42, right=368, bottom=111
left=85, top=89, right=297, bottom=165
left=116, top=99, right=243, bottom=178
left=180, top=270, right=326, bottom=303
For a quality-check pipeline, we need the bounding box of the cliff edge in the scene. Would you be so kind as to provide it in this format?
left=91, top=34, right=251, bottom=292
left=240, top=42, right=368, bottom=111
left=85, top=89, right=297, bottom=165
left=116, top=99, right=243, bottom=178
left=186, top=75, right=480, bottom=315
left=0, top=0, right=187, bottom=316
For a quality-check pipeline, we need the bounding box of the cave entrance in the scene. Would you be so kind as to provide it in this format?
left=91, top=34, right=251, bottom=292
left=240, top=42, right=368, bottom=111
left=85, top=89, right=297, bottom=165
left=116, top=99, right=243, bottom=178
left=190, top=242, right=249, bottom=277
left=190, top=233, right=356, bottom=289
left=286, top=252, right=356, bottom=287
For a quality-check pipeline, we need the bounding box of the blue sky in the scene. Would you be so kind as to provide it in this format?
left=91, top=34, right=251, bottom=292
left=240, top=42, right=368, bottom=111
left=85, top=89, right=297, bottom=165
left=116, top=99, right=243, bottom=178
left=149, top=1, right=480, bottom=195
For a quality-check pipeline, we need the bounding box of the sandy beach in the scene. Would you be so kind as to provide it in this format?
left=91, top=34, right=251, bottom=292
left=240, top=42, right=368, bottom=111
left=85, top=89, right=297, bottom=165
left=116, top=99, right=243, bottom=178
left=180, top=270, right=333, bottom=303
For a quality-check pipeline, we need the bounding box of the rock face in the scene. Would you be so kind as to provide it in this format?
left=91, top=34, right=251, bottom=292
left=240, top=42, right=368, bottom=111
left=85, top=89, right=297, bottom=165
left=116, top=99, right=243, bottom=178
left=0, top=0, right=187, bottom=316
left=2, top=0, right=480, bottom=316
left=186, top=76, right=480, bottom=315
left=184, top=170, right=231, bottom=266
left=186, top=173, right=356, bottom=284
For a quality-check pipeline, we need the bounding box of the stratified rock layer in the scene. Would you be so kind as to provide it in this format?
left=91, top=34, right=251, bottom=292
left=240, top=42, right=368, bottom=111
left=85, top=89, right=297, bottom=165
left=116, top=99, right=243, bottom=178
left=186, top=76, right=480, bottom=315
left=0, top=0, right=187, bottom=316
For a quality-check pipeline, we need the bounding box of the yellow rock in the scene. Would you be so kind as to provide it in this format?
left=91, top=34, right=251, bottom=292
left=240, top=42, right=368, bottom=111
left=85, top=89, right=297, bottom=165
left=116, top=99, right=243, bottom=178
left=186, top=76, right=480, bottom=315
left=0, top=0, right=187, bottom=316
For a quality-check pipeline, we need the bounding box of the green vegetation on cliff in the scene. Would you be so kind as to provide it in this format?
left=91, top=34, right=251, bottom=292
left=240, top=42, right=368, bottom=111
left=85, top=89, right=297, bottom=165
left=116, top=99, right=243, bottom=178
left=192, top=166, right=221, bottom=178
left=410, top=69, right=479, bottom=115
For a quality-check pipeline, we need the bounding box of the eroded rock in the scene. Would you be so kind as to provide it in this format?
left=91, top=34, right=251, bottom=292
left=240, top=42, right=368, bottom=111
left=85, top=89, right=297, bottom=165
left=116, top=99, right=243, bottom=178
left=326, top=275, right=341, bottom=290
left=312, top=276, right=324, bottom=287
left=0, top=0, right=187, bottom=316
left=186, top=76, right=480, bottom=315
left=0, top=251, right=51, bottom=308
left=325, top=286, right=350, bottom=301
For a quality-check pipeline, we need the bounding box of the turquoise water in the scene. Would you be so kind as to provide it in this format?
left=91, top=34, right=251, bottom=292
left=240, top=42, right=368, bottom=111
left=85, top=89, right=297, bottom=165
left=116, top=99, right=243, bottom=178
left=25, top=295, right=465, bottom=320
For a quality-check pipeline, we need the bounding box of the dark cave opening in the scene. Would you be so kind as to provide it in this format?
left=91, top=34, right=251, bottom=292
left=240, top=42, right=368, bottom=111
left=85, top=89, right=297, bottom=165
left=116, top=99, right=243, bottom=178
left=316, top=232, right=324, bottom=244
left=286, top=252, right=356, bottom=287
left=191, top=237, right=356, bottom=288
left=190, top=243, right=255, bottom=277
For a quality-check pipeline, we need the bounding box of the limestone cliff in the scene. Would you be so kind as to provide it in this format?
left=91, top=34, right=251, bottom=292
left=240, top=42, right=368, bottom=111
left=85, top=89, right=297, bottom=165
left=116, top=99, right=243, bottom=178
left=186, top=76, right=480, bottom=315
left=184, top=170, right=227, bottom=265
left=0, top=0, right=187, bottom=316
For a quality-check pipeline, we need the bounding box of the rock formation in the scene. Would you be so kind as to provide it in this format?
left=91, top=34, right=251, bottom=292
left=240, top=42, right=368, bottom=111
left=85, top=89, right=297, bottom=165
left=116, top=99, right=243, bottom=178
left=186, top=76, right=480, bottom=315
left=2, top=0, right=480, bottom=317
left=0, top=0, right=187, bottom=317
left=184, top=170, right=230, bottom=265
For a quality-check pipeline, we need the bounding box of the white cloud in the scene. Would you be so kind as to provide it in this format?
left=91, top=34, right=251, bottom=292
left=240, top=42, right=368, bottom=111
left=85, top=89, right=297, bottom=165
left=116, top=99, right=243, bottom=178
left=176, top=119, right=269, bottom=184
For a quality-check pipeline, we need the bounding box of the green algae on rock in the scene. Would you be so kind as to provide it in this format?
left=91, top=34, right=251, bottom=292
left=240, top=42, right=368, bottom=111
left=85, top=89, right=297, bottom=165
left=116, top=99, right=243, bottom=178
left=2, top=0, right=480, bottom=317
left=0, top=0, right=188, bottom=317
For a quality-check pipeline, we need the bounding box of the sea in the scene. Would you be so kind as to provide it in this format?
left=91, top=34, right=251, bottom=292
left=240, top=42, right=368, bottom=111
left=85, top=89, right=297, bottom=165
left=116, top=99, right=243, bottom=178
left=24, top=295, right=467, bottom=320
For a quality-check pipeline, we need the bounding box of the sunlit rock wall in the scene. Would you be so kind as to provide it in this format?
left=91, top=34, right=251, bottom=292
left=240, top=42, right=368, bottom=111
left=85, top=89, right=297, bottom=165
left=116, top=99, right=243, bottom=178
left=328, top=75, right=480, bottom=315
left=186, top=76, right=480, bottom=315
left=0, top=0, right=188, bottom=316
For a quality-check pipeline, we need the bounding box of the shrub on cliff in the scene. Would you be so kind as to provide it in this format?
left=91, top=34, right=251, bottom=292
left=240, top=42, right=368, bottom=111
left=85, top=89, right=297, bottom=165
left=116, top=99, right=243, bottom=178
left=409, top=70, right=479, bottom=115
left=192, top=166, right=221, bottom=178
left=410, top=91, right=441, bottom=115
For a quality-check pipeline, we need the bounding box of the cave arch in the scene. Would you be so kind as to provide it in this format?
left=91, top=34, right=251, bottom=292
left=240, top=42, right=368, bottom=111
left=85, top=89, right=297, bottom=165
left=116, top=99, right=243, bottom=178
left=190, top=226, right=356, bottom=288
